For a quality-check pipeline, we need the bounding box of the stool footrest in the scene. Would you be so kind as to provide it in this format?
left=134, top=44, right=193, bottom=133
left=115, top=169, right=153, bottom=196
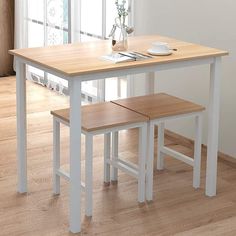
left=117, top=157, right=139, bottom=172
left=56, top=169, right=85, bottom=191
left=106, top=158, right=139, bottom=179
left=56, top=169, right=70, bottom=181
left=161, top=147, right=194, bottom=167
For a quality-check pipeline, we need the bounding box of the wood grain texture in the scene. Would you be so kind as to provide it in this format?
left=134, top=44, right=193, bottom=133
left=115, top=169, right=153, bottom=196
left=0, top=0, right=14, bottom=76
left=1, top=77, right=236, bottom=236
left=51, top=102, right=148, bottom=132
left=112, top=93, right=205, bottom=120
left=9, top=35, right=228, bottom=77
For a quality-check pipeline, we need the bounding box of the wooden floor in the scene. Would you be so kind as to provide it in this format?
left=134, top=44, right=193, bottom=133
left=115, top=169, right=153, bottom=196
left=1, top=76, right=236, bottom=236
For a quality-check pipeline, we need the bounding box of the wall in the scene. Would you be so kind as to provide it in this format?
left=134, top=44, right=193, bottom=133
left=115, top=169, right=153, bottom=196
left=134, top=0, right=236, bottom=157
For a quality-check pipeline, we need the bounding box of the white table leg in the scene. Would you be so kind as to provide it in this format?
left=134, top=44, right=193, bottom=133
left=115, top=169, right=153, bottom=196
left=127, top=75, right=134, bottom=97
left=16, top=60, right=27, bottom=193
left=206, top=57, right=222, bottom=197
left=69, top=79, right=82, bottom=233
left=145, top=72, right=155, bottom=95
left=85, top=133, right=93, bottom=217
left=97, top=79, right=105, bottom=102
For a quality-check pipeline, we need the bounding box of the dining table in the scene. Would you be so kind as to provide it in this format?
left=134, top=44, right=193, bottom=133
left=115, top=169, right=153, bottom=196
left=9, top=35, right=228, bottom=233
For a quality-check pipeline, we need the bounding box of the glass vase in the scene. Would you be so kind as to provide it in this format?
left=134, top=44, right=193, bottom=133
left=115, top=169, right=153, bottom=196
left=111, top=19, right=128, bottom=51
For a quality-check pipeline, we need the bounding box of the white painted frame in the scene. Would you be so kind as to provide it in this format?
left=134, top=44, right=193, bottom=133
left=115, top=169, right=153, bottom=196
left=15, top=54, right=222, bottom=233
left=52, top=115, right=147, bottom=218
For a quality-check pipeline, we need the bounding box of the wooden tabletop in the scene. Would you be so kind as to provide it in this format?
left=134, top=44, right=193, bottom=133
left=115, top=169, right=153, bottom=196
left=51, top=102, right=148, bottom=132
left=112, top=93, right=205, bottom=120
left=9, top=35, right=228, bottom=77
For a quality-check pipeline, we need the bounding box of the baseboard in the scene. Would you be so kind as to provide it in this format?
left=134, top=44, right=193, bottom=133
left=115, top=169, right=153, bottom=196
left=0, top=72, right=15, bottom=78
left=157, top=127, right=236, bottom=164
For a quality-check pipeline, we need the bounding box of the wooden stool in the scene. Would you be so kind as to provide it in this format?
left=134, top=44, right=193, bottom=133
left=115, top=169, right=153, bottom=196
left=51, top=102, right=148, bottom=217
left=112, top=93, right=205, bottom=201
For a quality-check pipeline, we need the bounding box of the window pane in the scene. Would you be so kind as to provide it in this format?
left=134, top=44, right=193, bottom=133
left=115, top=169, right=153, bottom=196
left=47, top=0, right=68, bottom=45
left=45, top=0, right=69, bottom=92
left=81, top=34, right=100, bottom=42
left=27, top=0, right=44, bottom=22
left=48, top=73, right=68, bottom=93
left=28, top=66, right=44, bottom=78
left=28, top=22, right=44, bottom=47
left=47, top=0, right=64, bottom=28
left=47, top=27, right=64, bottom=45
left=82, top=81, right=98, bottom=99
left=105, top=78, right=127, bottom=101
left=81, top=0, right=102, bottom=36
left=62, top=0, right=69, bottom=29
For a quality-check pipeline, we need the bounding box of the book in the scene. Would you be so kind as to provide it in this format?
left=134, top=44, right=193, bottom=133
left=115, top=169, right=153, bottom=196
left=101, top=51, right=152, bottom=64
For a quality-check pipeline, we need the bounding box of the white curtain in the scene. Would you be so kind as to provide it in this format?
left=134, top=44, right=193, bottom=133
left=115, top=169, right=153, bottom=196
left=14, top=0, right=27, bottom=71
left=14, top=0, right=27, bottom=49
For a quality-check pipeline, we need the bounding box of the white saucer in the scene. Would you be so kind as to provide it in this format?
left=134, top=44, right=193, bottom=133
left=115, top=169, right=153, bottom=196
left=147, top=48, right=173, bottom=56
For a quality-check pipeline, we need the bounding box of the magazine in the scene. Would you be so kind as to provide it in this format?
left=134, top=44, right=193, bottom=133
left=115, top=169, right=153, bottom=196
left=101, top=51, right=152, bottom=63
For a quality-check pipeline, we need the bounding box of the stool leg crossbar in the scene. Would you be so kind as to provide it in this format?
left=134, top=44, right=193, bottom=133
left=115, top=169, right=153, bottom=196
left=104, top=124, right=147, bottom=203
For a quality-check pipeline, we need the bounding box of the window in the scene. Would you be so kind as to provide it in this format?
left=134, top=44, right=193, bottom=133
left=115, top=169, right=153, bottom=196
left=25, top=0, right=133, bottom=101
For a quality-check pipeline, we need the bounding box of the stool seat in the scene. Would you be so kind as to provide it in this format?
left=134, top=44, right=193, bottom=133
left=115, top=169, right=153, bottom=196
left=51, top=102, right=148, bottom=132
left=51, top=102, right=149, bottom=217
left=112, top=93, right=205, bottom=120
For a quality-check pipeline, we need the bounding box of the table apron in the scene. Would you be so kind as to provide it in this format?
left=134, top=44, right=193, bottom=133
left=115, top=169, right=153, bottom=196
left=16, top=56, right=215, bottom=82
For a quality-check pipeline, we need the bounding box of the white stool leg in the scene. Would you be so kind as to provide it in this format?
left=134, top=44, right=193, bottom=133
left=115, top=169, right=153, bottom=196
left=53, top=118, right=61, bottom=195
left=104, top=133, right=111, bottom=184
left=85, top=133, right=93, bottom=217
left=138, top=123, right=147, bottom=203
left=157, top=122, right=165, bottom=170
left=146, top=122, right=154, bottom=201
left=193, top=114, right=202, bottom=188
left=111, top=131, right=118, bottom=182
